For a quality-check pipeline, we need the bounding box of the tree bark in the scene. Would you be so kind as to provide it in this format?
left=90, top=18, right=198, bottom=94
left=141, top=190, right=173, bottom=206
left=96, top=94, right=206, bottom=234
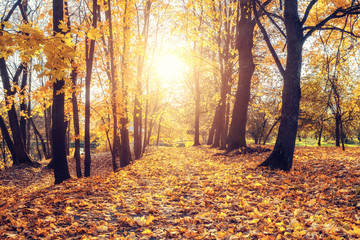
left=258, top=0, right=303, bottom=171
left=84, top=0, right=98, bottom=177
left=227, top=0, right=256, bottom=151
left=142, top=98, right=149, bottom=152
left=213, top=101, right=225, bottom=148
left=0, top=59, right=33, bottom=166
left=0, top=115, right=16, bottom=162
left=156, top=114, right=163, bottom=146
left=20, top=64, right=28, bottom=150
left=71, top=67, right=82, bottom=178
left=207, top=104, right=219, bottom=146
left=30, top=118, right=47, bottom=161
left=34, top=128, right=42, bottom=161
left=318, top=125, right=323, bottom=146
left=221, top=101, right=230, bottom=149
left=335, top=113, right=340, bottom=147
left=106, top=0, right=120, bottom=171
left=193, top=56, right=201, bottom=146
left=64, top=1, right=81, bottom=176
left=134, top=0, right=151, bottom=159
left=119, top=0, right=132, bottom=167
left=44, top=106, right=52, bottom=158
left=51, top=0, right=71, bottom=184
left=26, top=64, right=32, bottom=153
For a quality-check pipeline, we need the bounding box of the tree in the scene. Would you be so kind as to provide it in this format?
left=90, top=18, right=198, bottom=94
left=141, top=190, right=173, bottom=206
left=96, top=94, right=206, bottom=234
left=119, top=0, right=133, bottom=167
left=207, top=0, right=237, bottom=150
left=0, top=0, right=34, bottom=166
left=134, top=0, right=152, bottom=159
left=84, top=0, right=99, bottom=177
left=255, top=0, right=360, bottom=170
left=226, top=0, right=256, bottom=151
left=105, top=0, right=121, bottom=171
left=51, top=0, right=71, bottom=184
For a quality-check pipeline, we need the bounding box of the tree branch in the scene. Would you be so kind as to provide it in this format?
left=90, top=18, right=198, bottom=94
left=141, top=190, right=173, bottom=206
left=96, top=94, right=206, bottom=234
left=303, top=26, right=360, bottom=38
left=255, top=0, right=286, bottom=38
left=1, top=0, right=21, bottom=24
left=304, top=4, right=360, bottom=40
left=301, top=0, right=318, bottom=26
left=253, top=1, right=285, bottom=78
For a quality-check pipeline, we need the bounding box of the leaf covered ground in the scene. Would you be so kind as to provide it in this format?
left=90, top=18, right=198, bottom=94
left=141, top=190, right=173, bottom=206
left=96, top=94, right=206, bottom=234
left=0, top=146, right=360, bottom=239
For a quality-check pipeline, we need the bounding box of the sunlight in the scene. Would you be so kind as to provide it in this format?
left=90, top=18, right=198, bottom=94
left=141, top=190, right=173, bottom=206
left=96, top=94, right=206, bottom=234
left=156, top=54, right=185, bottom=84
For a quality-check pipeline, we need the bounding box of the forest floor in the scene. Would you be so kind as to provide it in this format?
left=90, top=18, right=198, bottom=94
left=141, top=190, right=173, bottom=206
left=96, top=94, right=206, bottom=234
left=0, top=146, right=360, bottom=239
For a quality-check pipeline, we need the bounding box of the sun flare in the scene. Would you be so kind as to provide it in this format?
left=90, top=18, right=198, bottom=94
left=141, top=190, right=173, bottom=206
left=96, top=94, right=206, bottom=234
left=156, top=54, right=185, bottom=83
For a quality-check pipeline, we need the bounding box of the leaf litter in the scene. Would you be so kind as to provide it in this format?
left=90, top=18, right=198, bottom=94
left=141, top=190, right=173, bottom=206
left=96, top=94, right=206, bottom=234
left=0, top=146, right=360, bottom=239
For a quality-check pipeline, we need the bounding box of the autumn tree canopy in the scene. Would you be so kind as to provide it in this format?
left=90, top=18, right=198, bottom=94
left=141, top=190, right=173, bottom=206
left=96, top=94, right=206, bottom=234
left=1, top=0, right=360, bottom=179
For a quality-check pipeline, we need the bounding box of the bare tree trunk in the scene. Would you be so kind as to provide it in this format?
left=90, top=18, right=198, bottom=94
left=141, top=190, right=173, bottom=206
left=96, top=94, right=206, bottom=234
left=339, top=115, right=345, bottom=150
left=142, top=99, right=149, bottom=152
left=44, top=106, right=52, bottom=158
left=106, top=0, right=120, bottom=171
left=194, top=68, right=201, bottom=146
left=119, top=0, right=132, bottom=167
left=34, top=128, right=42, bottom=161
left=227, top=0, right=256, bottom=151
left=71, top=66, right=82, bottom=177
left=193, top=32, right=202, bottom=147
left=258, top=0, right=303, bottom=170
left=84, top=0, right=98, bottom=177
left=0, top=115, right=16, bottom=162
left=26, top=64, right=32, bottom=153
left=30, top=118, right=47, bottom=160
left=134, top=1, right=152, bottom=159
left=147, top=118, right=154, bottom=146
left=20, top=64, right=28, bottom=150
left=335, top=113, right=340, bottom=146
left=318, top=125, right=323, bottom=146
left=156, top=115, right=163, bottom=146
left=51, top=0, right=71, bottom=184
left=0, top=59, right=33, bottom=166
left=221, top=101, right=230, bottom=149
left=207, top=104, right=219, bottom=146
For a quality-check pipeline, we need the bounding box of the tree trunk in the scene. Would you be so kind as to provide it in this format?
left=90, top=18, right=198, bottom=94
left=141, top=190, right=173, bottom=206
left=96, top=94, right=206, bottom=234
left=34, top=128, right=42, bottom=161
left=194, top=67, right=201, bottom=146
left=134, top=1, right=151, bottom=159
left=84, top=0, right=98, bottom=177
left=318, top=125, right=323, bottom=146
left=335, top=113, right=340, bottom=147
left=227, top=0, right=256, bottom=151
left=71, top=67, right=82, bottom=178
left=106, top=0, right=120, bottom=171
left=213, top=100, right=226, bottom=148
left=207, top=105, right=218, bottom=146
left=44, top=106, right=52, bottom=158
left=262, top=117, right=280, bottom=145
left=339, top=114, right=345, bottom=150
left=221, top=101, right=230, bottom=149
left=26, top=64, right=32, bottom=153
left=0, top=139, right=7, bottom=168
left=51, top=0, right=71, bottom=184
left=147, top=118, right=154, bottom=146
left=0, top=59, right=33, bottom=166
left=65, top=120, right=70, bottom=156
left=20, top=63, right=28, bottom=150
left=30, top=118, right=47, bottom=161
left=156, top=115, right=163, bottom=146
left=119, top=0, right=132, bottom=167
left=0, top=115, right=16, bottom=162
left=258, top=0, right=303, bottom=171
left=142, top=98, right=149, bottom=152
